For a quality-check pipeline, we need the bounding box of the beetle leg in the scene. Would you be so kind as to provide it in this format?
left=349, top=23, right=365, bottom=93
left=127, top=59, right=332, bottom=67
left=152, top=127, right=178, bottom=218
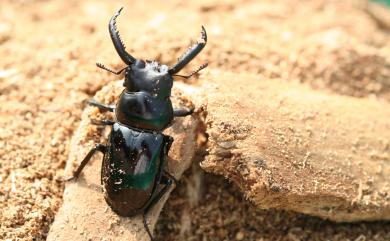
left=64, top=144, right=106, bottom=181
left=142, top=172, right=176, bottom=241
left=166, top=136, right=174, bottom=152
left=86, top=99, right=115, bottom=112
left=142, top=136, right=175, bottom=240
left=162, top=171, right=177, bottom=187
left=90, top=119, right=115, bottom=126
left=173, top=107, right=194, bottom=117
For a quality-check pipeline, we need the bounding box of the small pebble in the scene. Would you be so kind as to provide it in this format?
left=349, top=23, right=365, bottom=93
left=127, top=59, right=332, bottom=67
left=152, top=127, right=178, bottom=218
left=236, top=231, right=244, bottom=240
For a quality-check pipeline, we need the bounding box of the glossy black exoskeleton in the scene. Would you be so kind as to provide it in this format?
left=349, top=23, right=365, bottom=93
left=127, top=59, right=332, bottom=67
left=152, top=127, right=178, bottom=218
left=67, top=7, right=207, bottom=241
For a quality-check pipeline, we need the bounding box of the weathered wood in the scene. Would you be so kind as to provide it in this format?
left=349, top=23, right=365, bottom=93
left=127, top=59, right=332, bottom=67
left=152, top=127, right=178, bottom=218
left=47, top=81, right=201, bottom=241
left=200, top=72, right=390, bottom=222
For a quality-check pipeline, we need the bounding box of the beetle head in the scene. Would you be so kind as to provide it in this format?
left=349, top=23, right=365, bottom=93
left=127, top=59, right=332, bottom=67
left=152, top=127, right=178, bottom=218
left=124, top=59, right=173, bottom=98
left=98, top=7, right=207, bottom=98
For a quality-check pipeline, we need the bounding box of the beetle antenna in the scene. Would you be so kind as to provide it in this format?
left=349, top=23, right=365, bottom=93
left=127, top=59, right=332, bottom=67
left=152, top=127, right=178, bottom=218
left=96, top=63, right=126, bottom=75
left=172, top=62, right=208, bottom=79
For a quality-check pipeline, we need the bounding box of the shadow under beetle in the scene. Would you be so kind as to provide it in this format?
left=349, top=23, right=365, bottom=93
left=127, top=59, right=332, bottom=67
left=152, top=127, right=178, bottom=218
left=66, top=7, right=207, bottom=241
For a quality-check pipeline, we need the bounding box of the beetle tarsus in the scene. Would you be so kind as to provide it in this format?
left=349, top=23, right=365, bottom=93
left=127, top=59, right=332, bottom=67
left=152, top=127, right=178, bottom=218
left=62, top=175, right=76, bottom=182
left=142, top=172, right=176, bottom=241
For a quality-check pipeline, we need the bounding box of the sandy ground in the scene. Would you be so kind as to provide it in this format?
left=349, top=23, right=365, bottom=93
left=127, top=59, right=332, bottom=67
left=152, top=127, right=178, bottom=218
left=0, top=0, right=390, bottom=240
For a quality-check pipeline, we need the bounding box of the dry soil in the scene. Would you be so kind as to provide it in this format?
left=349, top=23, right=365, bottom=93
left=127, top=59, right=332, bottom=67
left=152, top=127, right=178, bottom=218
left=1, top=0, right=390, bottom=240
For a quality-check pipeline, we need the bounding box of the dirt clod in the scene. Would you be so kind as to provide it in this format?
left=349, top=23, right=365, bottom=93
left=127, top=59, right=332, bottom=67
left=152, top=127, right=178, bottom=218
left=200, top=72, right=390, bottom=221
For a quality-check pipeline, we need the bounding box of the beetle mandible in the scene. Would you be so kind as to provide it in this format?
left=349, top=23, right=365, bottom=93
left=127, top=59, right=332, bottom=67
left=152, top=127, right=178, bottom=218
left=67, top=7, right=207, bottom=241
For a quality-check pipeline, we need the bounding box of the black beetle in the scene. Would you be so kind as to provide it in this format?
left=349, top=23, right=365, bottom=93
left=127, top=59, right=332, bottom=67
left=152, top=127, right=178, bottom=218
left=66, top=7, right=207, bottom=241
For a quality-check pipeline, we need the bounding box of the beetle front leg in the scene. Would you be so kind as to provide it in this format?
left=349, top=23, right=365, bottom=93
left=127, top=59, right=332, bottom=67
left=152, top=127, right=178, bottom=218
left=86, top=99, right=115, bottom=112
left=64, top=144, right=107, bottom=181
left=90, top=119, right=115, bottom=126
left=173, top=107, right=194, bottom=117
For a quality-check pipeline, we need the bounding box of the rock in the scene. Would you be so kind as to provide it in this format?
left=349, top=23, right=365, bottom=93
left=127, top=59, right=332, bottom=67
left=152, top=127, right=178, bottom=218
left=200, top=71, right=390, bottom=222
left=47, top=81, right=202, bottom=241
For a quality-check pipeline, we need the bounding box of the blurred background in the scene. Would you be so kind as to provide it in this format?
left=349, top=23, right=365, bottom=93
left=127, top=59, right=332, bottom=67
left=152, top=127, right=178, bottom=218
left=375, top=0, right=390, bottom=6
left=0, top=0, right=389, bottom=240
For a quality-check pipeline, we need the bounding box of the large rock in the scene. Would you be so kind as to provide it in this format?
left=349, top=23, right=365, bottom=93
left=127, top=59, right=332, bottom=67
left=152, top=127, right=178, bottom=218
left=47, top=81, right=201, bottom=241
left=200, top=71, right=390, bottom=222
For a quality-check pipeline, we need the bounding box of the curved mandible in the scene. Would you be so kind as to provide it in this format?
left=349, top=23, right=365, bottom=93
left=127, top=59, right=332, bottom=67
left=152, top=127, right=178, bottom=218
left=169, top=26, right=207, bottom=74
left=109, top=7, right=136, bottom=65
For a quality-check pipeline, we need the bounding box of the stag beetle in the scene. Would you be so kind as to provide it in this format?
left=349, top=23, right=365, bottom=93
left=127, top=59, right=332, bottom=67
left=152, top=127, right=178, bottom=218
left=66, top=7, right=207, bottom=241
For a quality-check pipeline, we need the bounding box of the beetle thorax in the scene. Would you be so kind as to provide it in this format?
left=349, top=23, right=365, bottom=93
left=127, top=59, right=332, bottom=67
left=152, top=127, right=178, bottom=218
left=124, top=60, right=173, bottom=99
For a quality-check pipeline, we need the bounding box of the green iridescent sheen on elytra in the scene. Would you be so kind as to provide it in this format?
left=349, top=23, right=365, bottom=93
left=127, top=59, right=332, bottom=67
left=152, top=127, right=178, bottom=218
left=103, top=123, right=165, bottom=191
left=372, top=0, right=390, bottom=7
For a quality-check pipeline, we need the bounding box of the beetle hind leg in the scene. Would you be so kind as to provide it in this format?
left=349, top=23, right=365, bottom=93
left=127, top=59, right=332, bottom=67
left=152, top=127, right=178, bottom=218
left=142, top=172, right=176, bottom=241
left=173, top=107, right=194, bottom=117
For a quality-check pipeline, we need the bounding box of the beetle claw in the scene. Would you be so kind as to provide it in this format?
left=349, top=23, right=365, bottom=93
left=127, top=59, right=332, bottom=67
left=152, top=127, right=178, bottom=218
left=62, top=175, right=77, bottom=182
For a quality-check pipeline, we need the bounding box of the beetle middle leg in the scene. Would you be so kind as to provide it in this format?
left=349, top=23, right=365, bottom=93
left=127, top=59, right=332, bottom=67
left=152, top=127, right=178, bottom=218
left=142, top=171, right=177, bottom=241
left=65, top=144, right=107, bottom=181
left=173, top=107, right=194, bottom=117
left=142, top=135, right=175, bottom=240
